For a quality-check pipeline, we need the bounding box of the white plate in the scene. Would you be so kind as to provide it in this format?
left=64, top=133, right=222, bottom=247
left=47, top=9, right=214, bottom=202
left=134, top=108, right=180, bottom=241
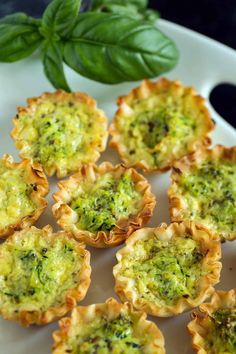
left=0, top=19, right=235, bottom=354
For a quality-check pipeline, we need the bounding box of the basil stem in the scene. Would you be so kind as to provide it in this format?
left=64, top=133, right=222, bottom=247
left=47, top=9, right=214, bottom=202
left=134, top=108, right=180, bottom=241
left=43, top=40, right=71, bottom=92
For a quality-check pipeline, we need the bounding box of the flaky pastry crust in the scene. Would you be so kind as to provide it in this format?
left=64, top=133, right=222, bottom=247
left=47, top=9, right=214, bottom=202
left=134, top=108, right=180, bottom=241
left=52, top=162, right=156, bottom=248
left=52, top=297, right=166, bottom=354
left=188, top=289, right=236, bottom=353
left=109, top=78, right=214, bottom=172
left=0, top=154, right=48, bottom=238
left=0, top=225, right=91, bottom=326
left=11, top=90, right=108, bottom=177
left=114, top=222, right=221, bottom=317
left=168, top=145, right=236, bottom=240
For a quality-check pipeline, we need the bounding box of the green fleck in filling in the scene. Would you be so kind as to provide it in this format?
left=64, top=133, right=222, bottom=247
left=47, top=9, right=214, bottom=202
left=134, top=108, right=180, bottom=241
left=177, top=159, right=236, bottom=236
left=18, top=98, right=106, bottom=174
left=121, top=236, right=203, bottom=305
left=207, top=308, right=236, bottom=353
left=118, top=96, right=198, bottom=168
left=70, top=172, right=141, bottom=232
left=0, top=229, right=80, bottom=313
left=70, top=314, right=142, bottom=353
left=0, top=162, right=36, bottom=228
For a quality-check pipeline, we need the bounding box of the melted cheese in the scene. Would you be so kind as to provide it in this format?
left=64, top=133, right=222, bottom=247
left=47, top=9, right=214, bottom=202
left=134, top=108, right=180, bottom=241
left=177, top=158, right=236, bottom=237
left=17, top=95, right=107, bottom=175
left=70, top=172, right=141, bottom=232
left=206, top=308, right=236, bottom=353
left=117, top=94, right=199, bottom=169
left=0, top=162, right=36, bottom=228
left=67, top=312, right=143, bottom=353
left=120, top=235, right=203, bottom=305
left=0, top=228, right=80, bottom=313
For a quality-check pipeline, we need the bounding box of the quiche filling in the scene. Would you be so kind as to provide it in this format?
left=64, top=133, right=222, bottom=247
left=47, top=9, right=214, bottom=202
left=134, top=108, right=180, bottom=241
left=120, top=236, right=203, bottom=305
left=17, top=97, right=106, bottom=173
left=68, top=314, right=143, bottom=353
left=177, top=159, right=236, bottom=235
left=0, top=229, right=80, bottom=313
left=207, top=308, right=236, bottom=353
left=0, top=163, right=36, bottom=228
left=70, top=172, right=141, bottom=232
left=119, top=97, right=197, bottom=167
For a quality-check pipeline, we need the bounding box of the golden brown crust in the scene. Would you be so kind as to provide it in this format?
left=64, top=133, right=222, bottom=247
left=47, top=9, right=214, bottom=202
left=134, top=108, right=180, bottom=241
left=52, top=162, right=156, bottom=248
left=52, top=297, right=166, bottom=354
left=0, top=154, right=48, bottom=238
left=187, top=289, right=236, bottom=353
left=168, top=145, right=236, bottom=240
left=113, top=222, right=222, bottom=317
left=0, top=225, right=91, bottom=326
left=11, top=90, right=108, bottom=178
left=109, top=78, right=214, bottom=172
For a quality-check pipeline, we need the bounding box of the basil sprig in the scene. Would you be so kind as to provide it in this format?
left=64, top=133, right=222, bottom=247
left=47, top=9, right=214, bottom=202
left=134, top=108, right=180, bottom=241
left=0, top=0, right=178, bottom=91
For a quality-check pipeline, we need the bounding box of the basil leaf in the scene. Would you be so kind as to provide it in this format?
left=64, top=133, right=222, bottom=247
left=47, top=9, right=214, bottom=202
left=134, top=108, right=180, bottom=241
left=41, top=0, right=81, bottom=39
left=0, top=12, right=41, bottom=26
left=43, top=40, right=71, bottom=92
left=143, top=9, right=160, bottom=23
left=90, top=0, right=158, bottom=22
left=63, top=13, right=178, bottom=84
left=91, top=0, right=148, bottom=11
left=0, top=13, right=42, bottom=62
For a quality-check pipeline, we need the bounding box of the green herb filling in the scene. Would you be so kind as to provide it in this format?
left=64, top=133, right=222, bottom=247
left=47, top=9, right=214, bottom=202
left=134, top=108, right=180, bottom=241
left=70, top=172, right=141, bottom=232
left=18, top=98, right=105, bottom=173
left=0, top=162, right=36, bottom=228
left=119, top=96, right=198, bottom=168
left=177, top=159, right=236, bottom=235
left=121, top=236, right=203, bottom=305
left=69, top=313, right=143, bottom=353
left=0, top=229, right=80, bottom=313
left=207, top=308, right=236, bottom=353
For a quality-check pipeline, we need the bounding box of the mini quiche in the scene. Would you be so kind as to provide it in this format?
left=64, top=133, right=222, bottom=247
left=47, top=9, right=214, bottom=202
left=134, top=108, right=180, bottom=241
left=109, top=78, right=214, bottom=172
left=113, top=222, right=221, bottom=317
left=0, top=154, right=48, bottom=238
left=52, top=162, right=156, bottom=248
left=188, top=289, right=236, bottom=354
left=11, top=90, right=108, bottom=177
left=168, top=145, right=236, bottom=241
left=52, top=297, right=166, bottom=354
left=0, top=225, right=91, bottom=326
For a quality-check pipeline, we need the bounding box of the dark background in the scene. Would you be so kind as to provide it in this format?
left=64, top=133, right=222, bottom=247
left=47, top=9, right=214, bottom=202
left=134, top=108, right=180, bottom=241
left=0, top=0, right=235, bottom=128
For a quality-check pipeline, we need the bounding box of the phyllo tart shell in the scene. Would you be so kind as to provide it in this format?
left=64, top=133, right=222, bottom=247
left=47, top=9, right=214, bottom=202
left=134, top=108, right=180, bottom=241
left=0, top=154, right=48, bottom=238
left=11, top=90, right=108, bottom=178
left=52, top=162, right=156, bottom=248
left=0, top=225, right=91, bottom=326
left=52, top=297, right=166, bottom=354
left=114, top=222, right=221, bottom=317
left=168, top=145, right=236, bottom=241
left=109, top=78, right=214, bottom=172
left=188, top=289, right=236, bottom=353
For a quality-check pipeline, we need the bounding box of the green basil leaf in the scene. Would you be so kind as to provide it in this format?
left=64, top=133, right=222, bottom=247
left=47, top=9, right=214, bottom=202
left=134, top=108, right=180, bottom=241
left=143, top=9, right=160, bottom=22
left=90, top=3, right=159, bottom=23
left=0, top=13, right=42, bottom=62
left=41, top=0, right=81, bottom=39
left=63, top=13, right=179, bottom=84
left=0, top=12, right=41, bottom=26
left=91, top=0, right=148, bottom=11
left=43, top=40, right=71, bottom=92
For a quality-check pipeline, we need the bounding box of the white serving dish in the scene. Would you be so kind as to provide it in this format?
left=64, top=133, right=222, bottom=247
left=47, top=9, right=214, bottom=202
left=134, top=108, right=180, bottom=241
left=0, top=19, right=235, bottom=354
